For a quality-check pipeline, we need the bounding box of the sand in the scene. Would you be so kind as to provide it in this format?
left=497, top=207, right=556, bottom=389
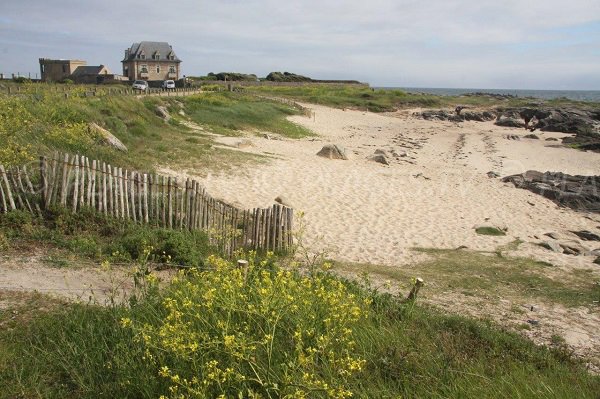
left=186, top=104, right=600, bottom=269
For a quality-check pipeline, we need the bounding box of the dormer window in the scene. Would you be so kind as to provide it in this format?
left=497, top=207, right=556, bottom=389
left=168, top=52, right=175, bottom=60
left=140, top=53, right=146, bottom=60
left=153, top=51, right=160, bottom=60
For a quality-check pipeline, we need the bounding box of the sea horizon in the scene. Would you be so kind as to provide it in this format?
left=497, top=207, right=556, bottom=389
left=376, top=86, right=600, bottom=102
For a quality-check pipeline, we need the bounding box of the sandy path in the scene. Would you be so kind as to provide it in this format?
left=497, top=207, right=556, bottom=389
left=187, top=105, right=600, bottom=268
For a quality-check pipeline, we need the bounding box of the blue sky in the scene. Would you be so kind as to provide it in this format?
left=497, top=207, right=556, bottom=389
left=1, top=0, right=599, bottom=89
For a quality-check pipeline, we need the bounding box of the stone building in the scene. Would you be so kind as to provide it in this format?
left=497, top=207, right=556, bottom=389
left=121, top=41, right=181, bottom=82
left=39, top=58, right=87, bottom=82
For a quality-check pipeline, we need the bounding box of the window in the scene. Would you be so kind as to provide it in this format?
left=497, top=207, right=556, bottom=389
left=169, top=55, right=174, bottom=60
left=140, top=54, right=146, bottom=60
left=156, top=65, right=160, bottom=73
left=169, top=65, right=176, bottom=73
left=140, top=65, right=148, bottom=73
left=62, top=64, right=67, bottom=73
left=153, top=52, right=160, bottom=60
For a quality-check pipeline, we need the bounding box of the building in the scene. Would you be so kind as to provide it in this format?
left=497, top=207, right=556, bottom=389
left=39, top=58, right=86, bottom=82
left=70, top=65, right=111, bottom=84
left=121, top=41, right=181, bottom=82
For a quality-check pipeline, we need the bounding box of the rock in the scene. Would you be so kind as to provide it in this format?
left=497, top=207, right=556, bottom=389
left=155, top=105, right=171, bottom=122
left=558, top=240, right=589, bottom=255
left=178, top=110, right=186, bottom=116
left=495, top=115, right=524, bottom=128
left=594, top=256, right=600, bottom=265
left=236, top=139, right=253, bottom=149
left=274, top=195, right=293, bottom=207
left=88, top=123, right=128, bottom=152
left=502, top=171, right=600, bottom=213
left=317, top=144, right=348, bottom=160
left=545, top=137, right=559, bottom=141
left=524, top=134, right=540, bottom=139
left=570, top=230, right=600, bottom=241
left=474, top=224, right=507, bottom=236
left=539, top=241, right=562, bottom=253
left=368, top=154, right=389, bottom=165
left=487, top=171, right=500, bottom=178
left=374, top=149, right=388, bottom=156
left=415, top=109, right=497, bottom=122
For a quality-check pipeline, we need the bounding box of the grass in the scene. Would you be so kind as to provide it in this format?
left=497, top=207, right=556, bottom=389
left=182, top=92, right=314, bottom=138
left=335, top=248, right=600, bottom=308
left=0, top=209, right=215, bottom=267
left=475, top=226, right=507, bottom=236
left=0, top=270, right=598, bottom=398
left=243, top=85, right=551, bottom=112
left=0, top=84, right=311, bottom=172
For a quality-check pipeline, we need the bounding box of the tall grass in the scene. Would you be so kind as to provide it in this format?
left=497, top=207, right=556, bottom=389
left=1, top=257, right=598, bottom=398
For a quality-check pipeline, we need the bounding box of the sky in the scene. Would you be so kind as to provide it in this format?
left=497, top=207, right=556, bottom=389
left=1, top=0, right=599, bottom=90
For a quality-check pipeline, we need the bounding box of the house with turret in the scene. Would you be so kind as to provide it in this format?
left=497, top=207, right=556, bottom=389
left=121, top=41, right=181, bottom=82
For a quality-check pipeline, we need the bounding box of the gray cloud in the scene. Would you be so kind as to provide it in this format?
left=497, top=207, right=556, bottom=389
left=1, top=0, right=599, bottom=88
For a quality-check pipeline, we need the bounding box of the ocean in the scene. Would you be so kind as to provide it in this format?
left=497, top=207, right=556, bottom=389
left=379, top=87, right=600, bottom=103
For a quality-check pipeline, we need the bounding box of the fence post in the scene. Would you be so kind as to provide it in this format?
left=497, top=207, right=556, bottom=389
left=40, top=156, right=48, bottom=208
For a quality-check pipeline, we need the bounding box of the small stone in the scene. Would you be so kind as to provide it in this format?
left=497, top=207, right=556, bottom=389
left=539, top=241, right=562, bottom=253
left=274, top=195, right=293, bottom=208
left=368, top=154, right=389, bottom=165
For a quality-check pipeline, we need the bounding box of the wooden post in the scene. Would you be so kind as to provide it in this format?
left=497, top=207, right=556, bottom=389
left=143, top=174, right=149, bottom=224
left=60, top=153, right=70, bottom=206
left=91, top=160, right=97, bottom=209
left=407, top=278, right=425, bottom=301
left=40, top=156, right=48, bottom=208
left=0, top=169, right=7, bottom=213
left=0, top=165, right=17, bottom=210
left=167, top=177, right=173, bottom=229
left=130, top=171, right=137, bottom=222
left=72, top=155, right=80, bottom=212
left=102, top=162, right=108, bottom=214
left=107, top=164, right=114, bottom=216
left=237, top=259, right=249, bottom=282
left=124, top=170, right=130, bottom=219
left=119, top=168, right=125, bottom=219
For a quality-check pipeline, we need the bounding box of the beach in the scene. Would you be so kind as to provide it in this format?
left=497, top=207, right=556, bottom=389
left=187, top=104, right=600, bottom=269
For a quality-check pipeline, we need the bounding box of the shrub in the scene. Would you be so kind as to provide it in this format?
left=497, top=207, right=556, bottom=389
left=126, top=254, right=370, bottom=398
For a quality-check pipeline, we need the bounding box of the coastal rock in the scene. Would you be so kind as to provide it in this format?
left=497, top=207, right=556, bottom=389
left=495, top=115, right=524, bottom=128
left=155, top=105, right=171, bottom=123
left=502, top=171, right=600, bottom=213
left=545, top=137, right=559, bottom=141
left=540, top=241, right=562, bottom=253
left=317, top=144, right=348, bottom=160
left=570, top=230, right=600, bottom=241
left=594, top=257, right=600, bottom=265
left=415, top=109, right=496, bottom=122
left=559, top=240, right=589, bottom=256
left=487, top=171, right=500, bottom=178
left=88, top=123, right=128, bottom=152
left=368, top=154, right=389, bottom=165
left=374, top=149, right=389, bottom=156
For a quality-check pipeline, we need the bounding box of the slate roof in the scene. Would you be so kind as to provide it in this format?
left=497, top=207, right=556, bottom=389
left=122, top=41, right=181, bottom=62
left=71, top=65, right=108, bottom=76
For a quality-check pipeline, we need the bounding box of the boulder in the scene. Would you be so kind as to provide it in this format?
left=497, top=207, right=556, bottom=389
left=495, top=116, right=524, bottom=128
left=368, top=154, right=389, bottom=165
left=570, top=230, right=600, bottom=241
left=487, top=171, right=500, bottom=178
left=274, top=195, right=293, bottom=208
left=524, top=134, right=540, bottom=139
left=155, top=105, right=171, bottom=122
left=558, top=240, right=589, bottom=255
left=503, top=171, right=600, bottom=213
left=374, top=149, right=389, bottom=156
left=317, top=144, right=348, bottom=160
left=545, top=137, right=559, bottom=141
left=594, top=256, right=600, bottom=265
left=88, top=123, right=128, bottom=152
left=539, top=241, right=562, bottom=253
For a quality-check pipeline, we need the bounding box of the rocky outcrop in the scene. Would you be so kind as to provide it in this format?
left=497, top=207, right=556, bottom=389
left=317, top=144, right=348, bottom=160
left=88, top=123, right=128, bottom=152
left=155, top=106, right=171, bottom=123
left=368, top=154, right=389, bottom=165
left=502, top=171, right=600, bottom=213
left=415, top=110, right=496, bottom=122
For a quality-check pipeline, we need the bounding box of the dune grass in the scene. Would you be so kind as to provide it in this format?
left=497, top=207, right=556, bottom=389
left=0, top=264, right=598, bottom=398
left=335, top=248, right=600, bottom=308
left=182, top=92, right=314, bottom=138
left=244, top=85, right=542, bottom=112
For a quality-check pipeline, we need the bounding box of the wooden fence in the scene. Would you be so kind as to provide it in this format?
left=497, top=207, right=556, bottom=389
left=0, top=153, right=293, bottom=255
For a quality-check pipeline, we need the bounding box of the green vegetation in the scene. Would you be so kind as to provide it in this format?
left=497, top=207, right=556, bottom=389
left=1, top=253, right=598, bottom=398
left=0, top=84, right=311, bottom=170
left=336, top=248, right=600, bottom=308
left=265, top=71, right=312, bottom=82
left=0, top=209, right=214, bottom=267
left=182, top=92, right=314, bottom=138
left=244, top=85, right=555, bottom=112
left=475, top=226, right=507, bottom=236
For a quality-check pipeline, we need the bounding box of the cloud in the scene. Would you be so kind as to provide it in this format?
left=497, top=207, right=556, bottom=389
left=1, top=0, right=599, bottom=89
